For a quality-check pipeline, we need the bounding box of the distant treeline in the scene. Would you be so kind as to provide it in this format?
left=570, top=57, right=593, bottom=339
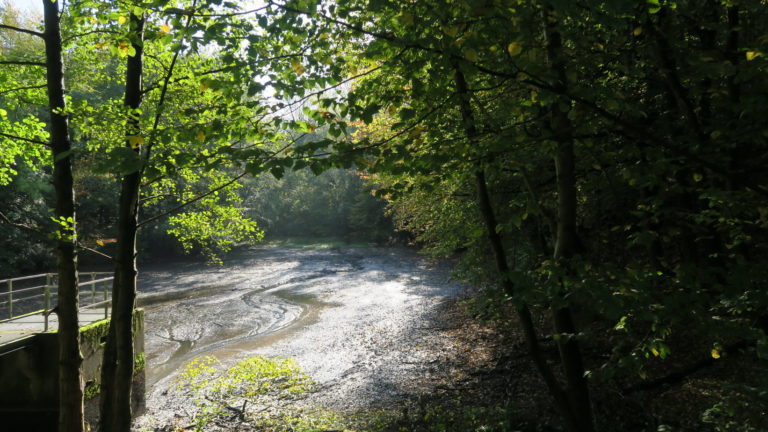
left=0, top=165, right=393, bottom=277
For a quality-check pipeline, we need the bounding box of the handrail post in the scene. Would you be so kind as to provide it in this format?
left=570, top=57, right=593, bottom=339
left=104, top=281, right=108, bottom=319
left=44, top=274, right=51, bottom=332
left=8, top=280, right=12, bottom=319
left=91, top=272, right=96, bottom=307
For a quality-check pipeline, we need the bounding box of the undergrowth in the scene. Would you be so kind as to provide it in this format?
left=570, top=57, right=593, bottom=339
left=173, top=354, right=532, bottom=432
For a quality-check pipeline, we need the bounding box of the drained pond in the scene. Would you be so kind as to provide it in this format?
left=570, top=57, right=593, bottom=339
left=134, top=244, right=467, bottom=427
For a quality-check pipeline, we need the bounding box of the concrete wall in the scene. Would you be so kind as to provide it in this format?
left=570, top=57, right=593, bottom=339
left=0, top=309, right=145, bottom=431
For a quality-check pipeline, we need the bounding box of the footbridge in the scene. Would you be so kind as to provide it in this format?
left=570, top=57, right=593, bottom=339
left=0, top=273, right=145, bottom=430
left=0, top=272, right=114, bottom=348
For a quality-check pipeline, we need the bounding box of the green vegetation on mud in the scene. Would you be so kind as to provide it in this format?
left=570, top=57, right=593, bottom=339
left=173, top=355, right=531, bottom=432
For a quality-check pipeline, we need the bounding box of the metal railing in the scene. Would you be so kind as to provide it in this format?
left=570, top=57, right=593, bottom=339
left=0, top=272, right=114, bottom=331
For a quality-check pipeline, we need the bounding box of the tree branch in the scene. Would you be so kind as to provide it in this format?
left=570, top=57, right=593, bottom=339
left=0, top=23, right=44, bottom=38
left=142, top=2, right=199, bottom=168
left=137, top=141, right=294, bottom=228
left=0, top=83, right=47, bottom=95
left=137, top=172, right=247, bottom=228
left=0, top=132, right=50, bottom=147
left=0, top=60, right=46, bottom=67
left=163, top=5, right=268, bottom=17
left=62, top=29, right=120, bottom=44
left=0, top=211, right=46, bottom=236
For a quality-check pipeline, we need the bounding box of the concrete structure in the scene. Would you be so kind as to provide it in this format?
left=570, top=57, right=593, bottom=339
left=0, top=310, right=145, bottom=431
left=0, top=309, right=110, bottom=347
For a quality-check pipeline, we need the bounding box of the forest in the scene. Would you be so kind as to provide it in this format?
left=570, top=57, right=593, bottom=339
left=1, top=0, right=767, bottom=431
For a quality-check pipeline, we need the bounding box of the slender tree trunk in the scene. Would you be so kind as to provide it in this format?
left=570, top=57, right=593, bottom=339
left=452, top=63, right=585, bottom=432
left=99, top=12, right=144, bottom=432
left=43, top=1, right=83, bottom=431
left=543, top=7, right=594, bottom=432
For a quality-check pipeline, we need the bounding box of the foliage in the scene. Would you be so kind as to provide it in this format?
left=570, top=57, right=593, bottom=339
left=242, top=167, right=393, bottom=242
left=176, top=355, right=317, bottom=431
left=257, top=0, right=768, bottom=429
left=4, top=0, right=768, bottom=429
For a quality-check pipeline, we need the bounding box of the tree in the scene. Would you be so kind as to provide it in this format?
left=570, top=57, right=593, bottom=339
left=263, top=0, right=768, bottom=429
left=1, top=0, right=86, bottom=429
left=43, top=1, right=83, bottom=429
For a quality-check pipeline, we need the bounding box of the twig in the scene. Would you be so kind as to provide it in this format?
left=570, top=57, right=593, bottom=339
left=77, top=243, right=113, bottom=261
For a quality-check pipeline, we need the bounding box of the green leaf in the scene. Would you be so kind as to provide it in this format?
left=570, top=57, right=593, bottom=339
left=106, top=147, right=143, bottom=175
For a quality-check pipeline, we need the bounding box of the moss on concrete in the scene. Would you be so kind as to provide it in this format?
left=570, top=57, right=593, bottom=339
left=79, top=318, right=110, bottom=345
left=84, top=382, right=100, bottom=401
left=134, top=352, right=145, bottom=374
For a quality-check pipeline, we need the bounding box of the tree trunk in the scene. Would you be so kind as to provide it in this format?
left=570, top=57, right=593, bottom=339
left=99, top=12, right=144, bottom=432
left=43, top=1, right=83, bottom=431
left=544, top=7, right=594, bottom=432
left=452, top=63, right=586, bottom=432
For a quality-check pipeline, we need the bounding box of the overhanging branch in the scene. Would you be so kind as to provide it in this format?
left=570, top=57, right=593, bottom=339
left=0, top=60, right=46, bottom=67
left=0, top=132, right=50, bottom=147
left=0, top=83, right=47, bottom=95
left=0, top=23, right=44, bottom=38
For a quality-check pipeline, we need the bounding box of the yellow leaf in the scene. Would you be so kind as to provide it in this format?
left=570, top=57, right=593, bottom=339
left=196, top=130, right=206, bottom=141
left=651, top=348, right=660, bottom=357
left=128, top=135, right=144, bottom=149
left=118, top=16, right=127, bottom=25
left=746, top=51, right=761, bottom=61
left=507, top=41, right=523, bottom=56
left=96, top=239, right=104, bottom=246
left=117, top=41, right=130, bottom=57
left=693, top=173, right=703, bottom=182
left=159, top=24, right=171, bottom=34
left=711, top=349, right=721, bottom=359
left=291, top=59, right=305, bottom=76
left=633, top=26, right=643, bottom=36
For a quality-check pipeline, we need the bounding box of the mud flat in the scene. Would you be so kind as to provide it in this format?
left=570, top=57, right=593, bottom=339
left=133, top=245, right=467, bottom=428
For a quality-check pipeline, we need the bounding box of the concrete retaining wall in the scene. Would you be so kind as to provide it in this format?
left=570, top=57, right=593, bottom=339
left=0, top=309, right=145, bottom=431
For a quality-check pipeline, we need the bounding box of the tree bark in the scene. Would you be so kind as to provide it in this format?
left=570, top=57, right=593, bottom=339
left=42, top=0, right=83, bottom=431
left=543, top=7, right=594, bottom=432
left=99, top=11, right=144, bottom=432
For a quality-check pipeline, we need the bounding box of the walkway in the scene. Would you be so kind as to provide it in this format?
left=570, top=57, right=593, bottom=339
left=0, top=273, right=113, bottom=348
